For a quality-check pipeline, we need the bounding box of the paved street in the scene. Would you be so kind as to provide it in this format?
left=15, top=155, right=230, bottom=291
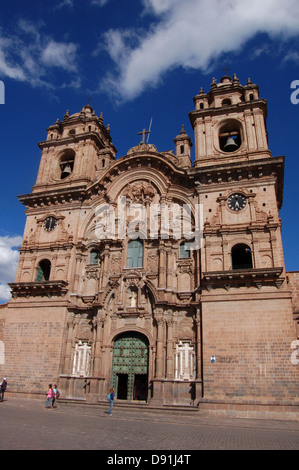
left=0, top=397, right=298, bottom=452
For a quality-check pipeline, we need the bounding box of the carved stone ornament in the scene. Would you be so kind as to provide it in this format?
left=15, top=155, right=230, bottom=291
left=85, top=266, right=100, bottom=280
left=77, top=317, right=93, bottom=340
left=122, top=180, right=157, bottom=203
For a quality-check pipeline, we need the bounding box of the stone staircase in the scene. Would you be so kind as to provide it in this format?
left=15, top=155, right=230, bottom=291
left=59, top=397, right=200, bottom=415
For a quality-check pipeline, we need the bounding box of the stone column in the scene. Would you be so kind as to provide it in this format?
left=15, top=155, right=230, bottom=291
left=155, top=317, right=165, bottom=378
left=166, top=319, right=174, bottom=378
left=92, top=316, right=104, bottom=376
left=63, top=314, right=76, bottom=374
left=166, top=245, right=174, bottom=290
left=195, top=309, right=202, bottom=380
left=101, top=246, right=110, bottom=288
left=158, top=242, right=166, bottom=288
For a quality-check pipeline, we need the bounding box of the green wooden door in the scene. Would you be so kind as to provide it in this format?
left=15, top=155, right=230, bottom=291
left=112, top=332, right=149, bottom=401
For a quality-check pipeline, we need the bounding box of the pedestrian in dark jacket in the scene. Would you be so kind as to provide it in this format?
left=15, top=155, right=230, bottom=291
left=107, top=387, right=115, bottom=416
left=0, top=378, right=7, bottom=401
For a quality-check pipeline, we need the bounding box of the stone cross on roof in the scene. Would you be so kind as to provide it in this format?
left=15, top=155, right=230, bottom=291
left=137, top=128, right=151, bottom=144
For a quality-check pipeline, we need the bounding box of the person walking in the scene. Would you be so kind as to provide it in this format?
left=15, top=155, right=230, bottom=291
left=0, top=377, right=7, bottom=401
left=52, top=384, right=60, bottom=408
left=107, top=387, right=115, bottom=416
left=45, top=384, right=54, bottom=410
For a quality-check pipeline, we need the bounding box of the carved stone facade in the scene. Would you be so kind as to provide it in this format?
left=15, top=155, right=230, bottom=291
left=1, top=76, right=298, bottom=414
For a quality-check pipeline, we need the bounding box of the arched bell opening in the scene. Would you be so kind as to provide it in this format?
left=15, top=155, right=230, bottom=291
left=59, top=149, right=75, bottom=179
left=219, top=120, right=242, bottom=153
left=231, top=244, right=253, bottom=270
left=36, top=259, right=51, bottom=281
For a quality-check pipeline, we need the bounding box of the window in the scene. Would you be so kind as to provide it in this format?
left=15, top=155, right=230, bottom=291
left=126, top=239, right=143, bottom=268
left=231, top=244, right=253, bottom=270
left=89, top=249, right=99, bottom=265
left=179, top=241, right=191, bottom=259
left=222, top=98, right=231, bottom=106
left=36, top=259, right=51, bottom=281
left=174, top=340, right=196, bottom=381
left=72, top=340, right=91, bottom=377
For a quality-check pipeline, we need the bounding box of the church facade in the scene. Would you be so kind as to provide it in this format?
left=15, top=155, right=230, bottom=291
left=1, top=74, right=298, bottom=415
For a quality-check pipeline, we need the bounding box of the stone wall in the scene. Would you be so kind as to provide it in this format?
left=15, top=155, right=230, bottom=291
left=201, top=288, right=299, bottom=403
left=0, top=301, right=67, bottom=396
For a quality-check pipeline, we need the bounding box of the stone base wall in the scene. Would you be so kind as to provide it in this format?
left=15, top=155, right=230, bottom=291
left=0, top=302, right=67, bottom=394
left=201, top=290, right=299, bottom=403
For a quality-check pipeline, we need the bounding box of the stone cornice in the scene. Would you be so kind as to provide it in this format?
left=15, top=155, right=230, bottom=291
left=38, top=130, right=117, bottom=155
left=190, top=156, right=284, bottom=208
left=17, top=154, right=284, bottom=210
left=202, top=267, right=284, bottom=290
left=8, top=280, right=69, bottom=298
left=189, top=98, right=267, bottom=126
left=18, top=185, right=87, bottom=209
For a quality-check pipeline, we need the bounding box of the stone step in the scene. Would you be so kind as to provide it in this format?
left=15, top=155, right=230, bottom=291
left=59, top=398, right=199, bottom=414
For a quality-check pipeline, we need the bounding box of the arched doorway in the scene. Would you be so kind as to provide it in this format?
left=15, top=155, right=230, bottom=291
left=111, top=332, right=149, bottom=401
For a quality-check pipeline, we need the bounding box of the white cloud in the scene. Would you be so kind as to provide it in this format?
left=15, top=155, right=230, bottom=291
left=0, top=20, right=79, bottom=88
left=54, top=0, right=74, bottom=9
left=41, top=41, right=78, bottom=72
left=89, top=0, right=110, bottom=6
left=100, top=0, right=299, bottom=101
left=0, top=283, right=11, bottom=303
left=0, top=38, right=26, bottom=81
left=0, top=236, right=22, bottom=303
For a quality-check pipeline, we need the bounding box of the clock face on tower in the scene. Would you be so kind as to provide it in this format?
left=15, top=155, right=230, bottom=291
left=43, top=216, right=57, bottom=231
left=227, top=193, right=246, bottom=211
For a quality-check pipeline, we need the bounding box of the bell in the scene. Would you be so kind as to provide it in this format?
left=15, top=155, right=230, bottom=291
left=223, top=136, right=238, bottom=152
left=61, top=164, right=72, bottom=179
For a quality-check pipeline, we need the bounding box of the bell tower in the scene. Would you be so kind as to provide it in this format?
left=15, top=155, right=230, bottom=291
left=189, top=74, right=269, bottom=167
left=34, top=104, right=117, bottom=192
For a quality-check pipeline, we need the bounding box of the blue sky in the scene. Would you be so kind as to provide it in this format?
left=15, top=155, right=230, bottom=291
left=0, top=0, right=299, bottom=302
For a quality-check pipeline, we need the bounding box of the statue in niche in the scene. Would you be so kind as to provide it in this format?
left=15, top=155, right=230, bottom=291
left=127, top=288, right=138, bottom=308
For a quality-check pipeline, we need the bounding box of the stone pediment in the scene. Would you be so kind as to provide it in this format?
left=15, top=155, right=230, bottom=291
left=127, top=142, right=157, bottom=155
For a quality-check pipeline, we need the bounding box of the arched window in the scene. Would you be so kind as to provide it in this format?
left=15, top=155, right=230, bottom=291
left=231, top=244, right=253, bottom=270
left=36, top=259, right=51, bottom=281
left=126, top=239, right=143, bottom=268
left=89, top=249, right=99, bottom=265
left=222, top=98, right=231, bottom=106
left=179, top=241, right=191, bottom=259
